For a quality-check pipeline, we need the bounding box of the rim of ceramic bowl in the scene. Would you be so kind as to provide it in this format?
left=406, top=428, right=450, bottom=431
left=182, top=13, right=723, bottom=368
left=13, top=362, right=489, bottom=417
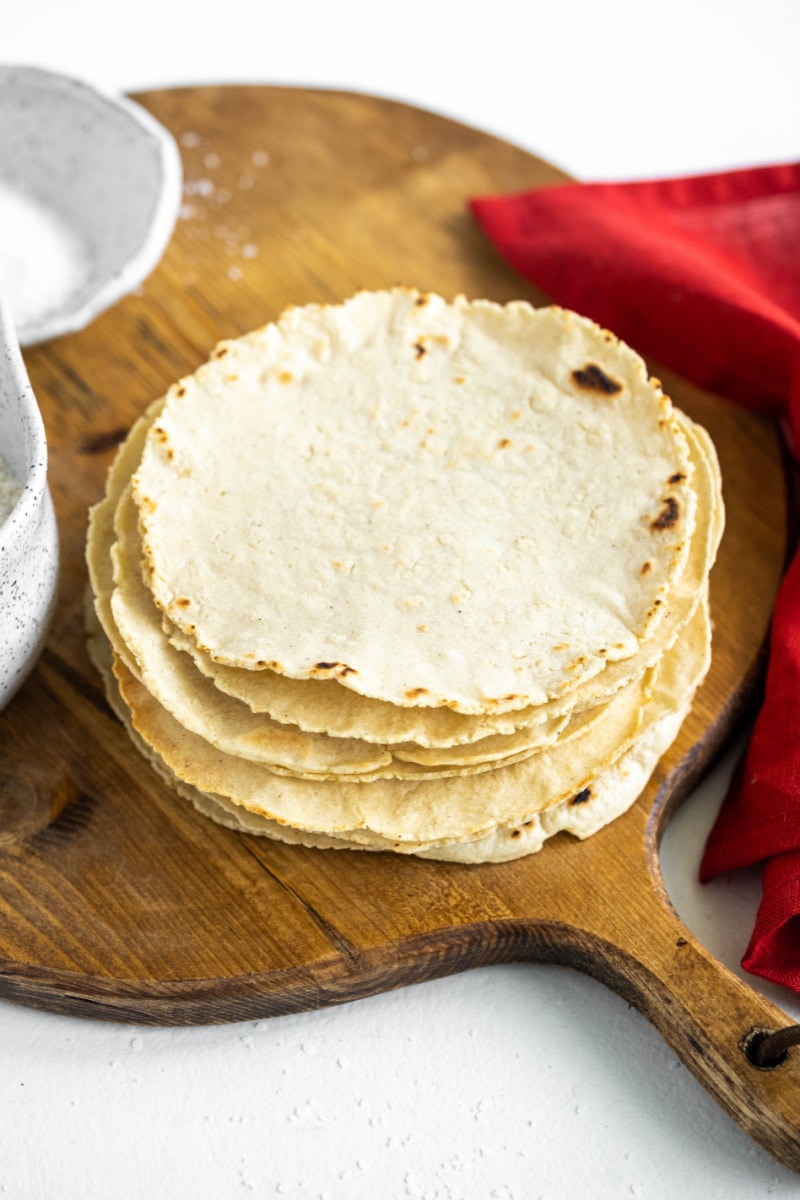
left=0, top=294, right=48, bottom=553
left=0, top=64, right=183, bottom=345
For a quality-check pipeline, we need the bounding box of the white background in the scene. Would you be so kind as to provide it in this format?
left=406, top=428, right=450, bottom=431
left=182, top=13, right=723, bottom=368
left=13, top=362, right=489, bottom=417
left=2, top=2, right=800, bottom=1196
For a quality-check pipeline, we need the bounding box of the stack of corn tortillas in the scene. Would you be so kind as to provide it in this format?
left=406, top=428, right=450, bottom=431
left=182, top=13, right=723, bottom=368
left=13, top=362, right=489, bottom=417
left=85, top=288, right=723, bottom=863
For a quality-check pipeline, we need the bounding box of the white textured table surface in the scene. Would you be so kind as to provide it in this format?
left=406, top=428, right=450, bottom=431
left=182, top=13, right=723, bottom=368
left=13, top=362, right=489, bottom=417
left=3, top=2, right=800, bottom=1196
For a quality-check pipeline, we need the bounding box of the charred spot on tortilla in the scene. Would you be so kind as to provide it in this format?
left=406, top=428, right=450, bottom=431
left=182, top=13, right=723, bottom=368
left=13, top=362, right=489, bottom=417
left=651, top=497, right=680, bottom=531
left=571, top=363, right=622, bottom=394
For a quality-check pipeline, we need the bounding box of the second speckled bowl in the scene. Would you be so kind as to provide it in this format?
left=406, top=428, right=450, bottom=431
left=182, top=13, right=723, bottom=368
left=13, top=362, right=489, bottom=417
left=0, top=297, right=59, bottom=709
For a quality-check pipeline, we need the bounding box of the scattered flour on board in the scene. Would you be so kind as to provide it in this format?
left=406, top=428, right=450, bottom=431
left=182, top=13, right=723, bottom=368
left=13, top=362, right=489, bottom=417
left=0, top=182, right=89, bottom=331
left=0, top=458, right=21, bottom=526
left=177, top=135, right=269, bottom=283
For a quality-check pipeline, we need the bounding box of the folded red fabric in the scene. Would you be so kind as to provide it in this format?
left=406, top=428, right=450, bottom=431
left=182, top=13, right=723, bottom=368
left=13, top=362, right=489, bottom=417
left=470, top=162, right=800, bottom=992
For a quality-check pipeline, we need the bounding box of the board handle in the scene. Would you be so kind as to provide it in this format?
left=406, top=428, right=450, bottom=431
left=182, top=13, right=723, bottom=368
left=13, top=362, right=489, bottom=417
left=570, top=884, right=800, bottom=1172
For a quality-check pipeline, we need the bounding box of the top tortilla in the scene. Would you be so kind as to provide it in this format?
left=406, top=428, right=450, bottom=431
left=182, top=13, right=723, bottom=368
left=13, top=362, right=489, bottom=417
left=132, top=289, right=696, bottom=714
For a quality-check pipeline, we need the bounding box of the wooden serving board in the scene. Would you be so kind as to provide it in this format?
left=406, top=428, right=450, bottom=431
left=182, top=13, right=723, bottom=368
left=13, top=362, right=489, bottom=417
left=1, top=86, right=798, bottom=1167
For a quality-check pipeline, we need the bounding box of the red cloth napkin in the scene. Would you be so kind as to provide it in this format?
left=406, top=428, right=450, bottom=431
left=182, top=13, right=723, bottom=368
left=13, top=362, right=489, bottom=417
left=470, top=162, right=800, bottom=993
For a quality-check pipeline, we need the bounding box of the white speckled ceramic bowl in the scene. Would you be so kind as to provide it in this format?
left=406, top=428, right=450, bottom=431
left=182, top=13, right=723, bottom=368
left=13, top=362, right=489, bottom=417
left=0, top=65, right=182, bottom=345
left=0, top=296, right=59, bottom=710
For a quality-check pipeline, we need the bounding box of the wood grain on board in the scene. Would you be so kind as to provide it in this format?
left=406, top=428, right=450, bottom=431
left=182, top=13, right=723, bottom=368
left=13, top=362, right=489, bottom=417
left=1, top=87, right=798, bottom=1168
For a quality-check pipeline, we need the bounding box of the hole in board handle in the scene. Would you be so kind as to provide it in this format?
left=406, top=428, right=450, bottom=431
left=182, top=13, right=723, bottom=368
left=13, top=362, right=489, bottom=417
left=740, top=1025, right=800, bottom=1070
